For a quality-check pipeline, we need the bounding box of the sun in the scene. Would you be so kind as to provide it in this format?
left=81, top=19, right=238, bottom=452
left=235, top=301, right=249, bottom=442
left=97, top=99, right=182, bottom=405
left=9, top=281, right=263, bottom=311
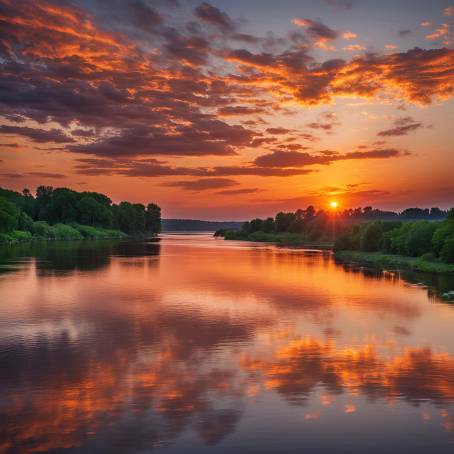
left=329, top=201, right=339, bottom=209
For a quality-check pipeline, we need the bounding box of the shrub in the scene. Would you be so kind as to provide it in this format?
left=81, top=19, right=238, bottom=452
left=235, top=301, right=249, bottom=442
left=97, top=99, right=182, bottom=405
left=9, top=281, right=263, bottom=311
left=10, top=230, right=32, bottom=241
left=53, top=223, right=82, bottom=239
left=32, top=221, right=56, bottom=238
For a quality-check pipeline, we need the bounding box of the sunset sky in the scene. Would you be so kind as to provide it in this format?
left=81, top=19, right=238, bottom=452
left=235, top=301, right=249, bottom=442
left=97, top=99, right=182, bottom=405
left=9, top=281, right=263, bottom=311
left=0, top=0, right=453, bottom=219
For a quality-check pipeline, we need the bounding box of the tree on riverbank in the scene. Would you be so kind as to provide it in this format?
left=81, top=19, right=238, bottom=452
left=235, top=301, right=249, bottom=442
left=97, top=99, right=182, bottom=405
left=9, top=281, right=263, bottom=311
left=0, top=186, right=161, bottom=242
left=334, top=210, right=454, bottom=263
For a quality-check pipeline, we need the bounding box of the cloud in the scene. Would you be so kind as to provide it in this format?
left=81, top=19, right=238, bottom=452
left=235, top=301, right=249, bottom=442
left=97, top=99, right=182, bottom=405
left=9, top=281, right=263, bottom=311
left=444, top=6, right=454, bottom=16
left=68, top=122, right=253, bottom=157
left=0, top=125, right=75, bottom=143
left=27, top=172, right=67, bottom=179
left=217, top=106, right=266, bottom=116
left=164, top=178, right=238, bottom=191
left=377, top=117, right=424, bottom=136
left=426, top=23, right=451, bottom=45
left=1, top=171, right=66, bottom=179
left=253, top=147, right=408, bottom=168
left=73, top=157, right=316, bottom=178
left=342, top=31, right=357, bottom=40
left=0, top=0, right=453, bottom=177
left=194, top=2, right=235, bottom=31
left=291, top=18, right=338, bottom=50
left=265, top=127, right=293, bottom=135
left=343, top=44, right=366, bottom=51
left=217, top=188, right=260, bottom=196
left=129, top=2, right=163, bottom=30
left=398, top=29, right=412, bottom=37
left=306, top=112, right=340, bottom=133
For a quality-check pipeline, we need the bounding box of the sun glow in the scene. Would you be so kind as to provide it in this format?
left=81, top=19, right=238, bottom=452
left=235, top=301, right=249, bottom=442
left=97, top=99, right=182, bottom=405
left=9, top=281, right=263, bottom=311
left=329, top=201, right=339, bottom=209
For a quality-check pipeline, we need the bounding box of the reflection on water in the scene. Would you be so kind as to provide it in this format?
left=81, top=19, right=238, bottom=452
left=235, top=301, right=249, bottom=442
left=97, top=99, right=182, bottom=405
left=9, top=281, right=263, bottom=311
left=1, top=234, right=454, bottom=453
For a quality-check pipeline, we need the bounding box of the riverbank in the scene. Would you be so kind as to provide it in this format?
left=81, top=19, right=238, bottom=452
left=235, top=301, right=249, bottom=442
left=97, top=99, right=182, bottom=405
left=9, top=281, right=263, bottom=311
left=0, top=224, right=128, bottom=244
left=218, top=230, right=332, bottom=248
left=334, top=250, right=454, bottom=274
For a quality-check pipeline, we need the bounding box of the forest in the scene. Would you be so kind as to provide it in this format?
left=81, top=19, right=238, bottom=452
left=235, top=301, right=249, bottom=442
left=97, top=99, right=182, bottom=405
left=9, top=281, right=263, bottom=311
left=0, top=186, right=161, bottom=242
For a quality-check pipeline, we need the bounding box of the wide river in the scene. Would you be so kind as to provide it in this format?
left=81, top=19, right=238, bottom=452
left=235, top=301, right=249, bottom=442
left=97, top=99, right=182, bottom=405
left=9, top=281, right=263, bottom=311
left=1, top=234, right=454, bottom=453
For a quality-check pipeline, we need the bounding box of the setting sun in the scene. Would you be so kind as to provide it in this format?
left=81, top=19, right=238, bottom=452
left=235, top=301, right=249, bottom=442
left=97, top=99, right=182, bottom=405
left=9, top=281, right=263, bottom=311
left=330, top=201, right=339, bottom=209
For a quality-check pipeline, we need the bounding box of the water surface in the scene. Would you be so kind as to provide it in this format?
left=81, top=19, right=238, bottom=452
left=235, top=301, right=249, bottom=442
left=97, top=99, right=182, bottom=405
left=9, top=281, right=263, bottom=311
left=1, top=234, right=454, bottom=453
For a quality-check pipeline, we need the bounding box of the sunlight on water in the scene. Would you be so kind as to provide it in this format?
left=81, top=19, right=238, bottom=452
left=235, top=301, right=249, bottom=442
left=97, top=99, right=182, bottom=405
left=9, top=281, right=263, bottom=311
left=1, top=234, right=454, bottom=453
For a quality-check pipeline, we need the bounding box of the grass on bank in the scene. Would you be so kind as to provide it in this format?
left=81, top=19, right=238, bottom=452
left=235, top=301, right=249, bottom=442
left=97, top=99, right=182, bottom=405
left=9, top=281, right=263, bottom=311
left=334, top=250, right=454, bottom=274
left=0, top=221, right=126, bottom=243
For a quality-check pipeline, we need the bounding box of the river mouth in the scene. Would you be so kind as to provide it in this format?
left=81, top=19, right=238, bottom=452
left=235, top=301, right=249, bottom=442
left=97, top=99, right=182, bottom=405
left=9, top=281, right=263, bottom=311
left=1, top=233, right=454, bottom=453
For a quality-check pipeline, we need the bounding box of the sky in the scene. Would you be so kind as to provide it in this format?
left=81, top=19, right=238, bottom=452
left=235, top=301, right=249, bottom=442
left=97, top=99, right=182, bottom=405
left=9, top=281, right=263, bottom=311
left=0, top=0, right=453, bottom=220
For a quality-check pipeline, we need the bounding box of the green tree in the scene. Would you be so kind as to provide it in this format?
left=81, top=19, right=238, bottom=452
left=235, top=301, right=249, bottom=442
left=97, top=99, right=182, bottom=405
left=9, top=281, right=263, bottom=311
left=440, top=237, right=454, bottom=263
left=360, top=222, right=383, bottom=252
left=404, top=221, right=438, bottom=256
left=0, top=197, right=19, bottom=233
left=146, top=203, right=161, bottom=234
left=77, top=195, right=100, bottom=226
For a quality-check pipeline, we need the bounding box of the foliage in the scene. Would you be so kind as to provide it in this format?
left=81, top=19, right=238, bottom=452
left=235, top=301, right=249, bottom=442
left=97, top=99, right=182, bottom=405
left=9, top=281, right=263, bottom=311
left=0, top=185, right=161, bottom=242
left=0, top=197, right=19, bottom=233
left=441, top=237, right=454, bottom=263
left=335, top=212, right=454, bottom=264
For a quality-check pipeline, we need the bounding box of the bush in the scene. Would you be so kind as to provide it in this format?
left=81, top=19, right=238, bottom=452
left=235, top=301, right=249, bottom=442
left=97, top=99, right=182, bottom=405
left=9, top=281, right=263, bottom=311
left=32, top=221, right=57, bottom=238
left=53, top=223, right=82, bottom=239
left=10, top=230, right=32, bottom=241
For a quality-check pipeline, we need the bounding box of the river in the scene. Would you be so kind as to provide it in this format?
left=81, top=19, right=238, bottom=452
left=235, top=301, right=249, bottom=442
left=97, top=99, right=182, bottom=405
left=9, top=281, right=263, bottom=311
left=1, top=233, right=454, bottom=453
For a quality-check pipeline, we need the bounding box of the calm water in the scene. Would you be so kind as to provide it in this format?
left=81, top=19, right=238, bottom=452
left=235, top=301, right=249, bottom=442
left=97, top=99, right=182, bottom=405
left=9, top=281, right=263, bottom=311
left=1, top=234, right=454, bottom=453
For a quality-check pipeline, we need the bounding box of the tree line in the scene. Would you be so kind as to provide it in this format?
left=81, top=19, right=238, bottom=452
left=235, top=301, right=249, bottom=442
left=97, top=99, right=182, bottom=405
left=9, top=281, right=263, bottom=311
left=215, top=205, right=454, bottom=263
left=0, top=186, right=161, bottom=242
left=215, top=206, right=450, bottom=242
left=334, top=212, right=454, bottom=264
